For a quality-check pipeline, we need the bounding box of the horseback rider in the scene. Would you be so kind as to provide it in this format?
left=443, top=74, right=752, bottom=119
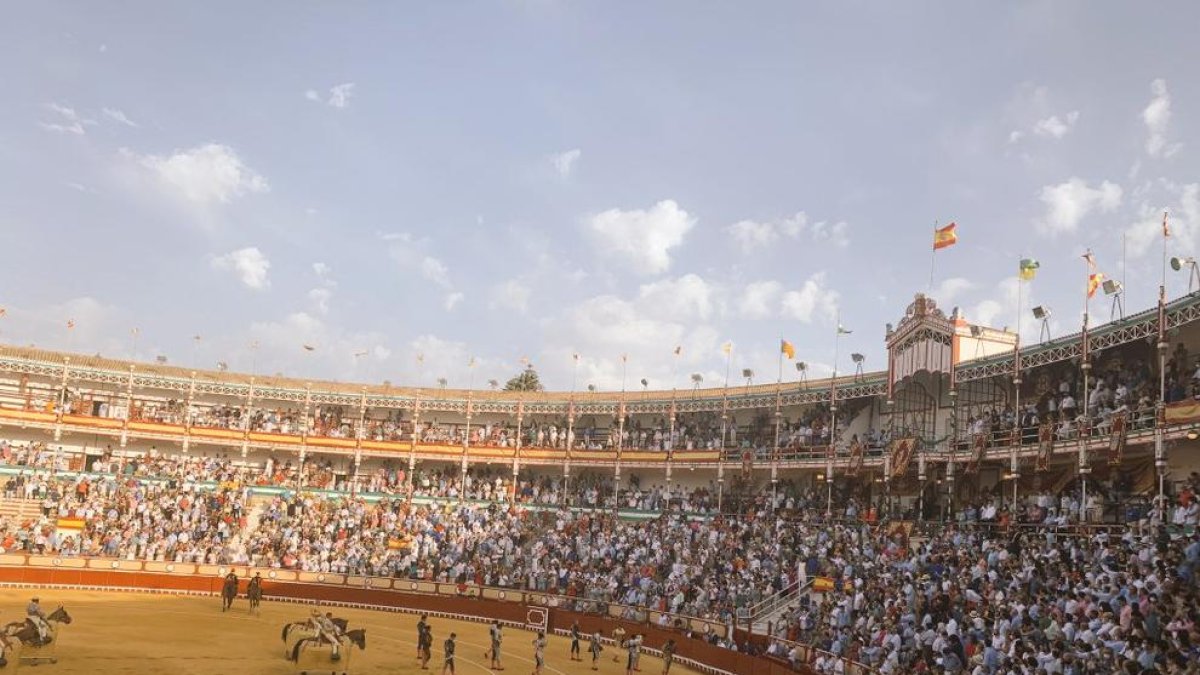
left=308, top=609, right=342, bottom=658
left=26, top=597, right=50, bottom=644
left=248, top=572, right=262, bottom=597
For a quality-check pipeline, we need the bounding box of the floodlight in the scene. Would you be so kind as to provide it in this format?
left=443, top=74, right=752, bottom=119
left=1102, top=279, right=1122, bottom=295
left=1032, top=306, right=1050, bottom=320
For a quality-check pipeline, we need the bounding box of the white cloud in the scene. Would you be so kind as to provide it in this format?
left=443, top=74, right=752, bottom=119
left=727, top=212, right=849, bottom=253
left=810, top=220, right=850, bottom=247
left=586, top=199, right=695, bottom=275
left=39, top=103, right=96, bottom=135
left=1125, top=182, right=1200, bottom=259
left=305, top=83, right=356, bottom=109
left=305, top=262, right=337, bottom=314
left=246, top=311, right=396, bottom=380
left=490, top=279, right=531, bottom=313
left=308, top=287, right=332, bottom=314
left=1143, top=79, right=1181, bottom=158
left=131, top=143, right=269, bottom=204
left=66, top=182, right=97, bottom=194
left=1032, top=110, right=1079, bottom=139
left=1035, top=177, right=1122, bottom=235
left=969, top=278, right=1025, bottom=336
left=728, top=219, right=782, bottom=253
left=551, top=149, right=581, bottom=177
left=636, top=274, right=716, bottom=321
left=779, top=272, right=839, bottom=323
left=102, top=107, right=139, bottom=128
left=932, top=277, right=976, bottom=306
left=384, top=233, right=462, bottom=305
left=328, top=83, right=355, bottom=109
left=738, top=281, right=782, bottom=319
left=420, top=256, right=451, bottom=287
left=212, top=247, right=271, bottom=290
left=1007, top=130, right=1024, bottom=144
left=0, top=296, right=129, bottom=357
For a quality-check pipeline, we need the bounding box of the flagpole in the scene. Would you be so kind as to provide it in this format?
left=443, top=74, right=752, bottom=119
left=1162, top=212, right=1168, bottom=299
left=721, top=344, right=732, bottom=448
left=667, top=347, right=680, bottom=489
left=1012, top=262, right=1023, bottom=510
left=772, top=340, right=783, bottom=511
left=1157, top=211, right=1169, bottom=506
left=928, top=221, right=938, bottom=293
left=1080, top=250, right=1092, bottom=523
left=829, top=315, right=841, bottom=517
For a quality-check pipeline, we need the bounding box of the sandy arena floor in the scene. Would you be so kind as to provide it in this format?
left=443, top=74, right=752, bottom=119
left=0, top=588, right=696, bottom=674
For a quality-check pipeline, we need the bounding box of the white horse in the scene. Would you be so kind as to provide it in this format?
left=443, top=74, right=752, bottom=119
left=290, top=629, right=366, bottom=675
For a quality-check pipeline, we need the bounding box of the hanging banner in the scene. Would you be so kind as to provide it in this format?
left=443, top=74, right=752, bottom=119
left=1108, top=412, right=1128, bottom=466
left=847, top=440, right=864, bottom=477
left=1165, top=400, right=1200, bottom=425
left=811, top=576, right=854, bottom=593
left=890, top=437, right=918, bottom=478
left=966, top=434, right=986, bottom=474
left=1036, top=423, right=1054, bottom=472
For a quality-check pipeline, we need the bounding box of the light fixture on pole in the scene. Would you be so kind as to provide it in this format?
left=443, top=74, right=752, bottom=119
left=969, top=325, right=985, bottom=359
left=640, top=378, right=649, bottom=391
left=851, top=353, right=865, bottom=381
left=488, top=379, right=499, bottom=390
left=795, top=361, right=807, bottom=390
left=1032, top=306, right=1052, bottom=343
left=690, top=373, right=703, bottom=392
left=1170, top=256, right=1200, bottom=293
left=742, top=368, right=754, bottom=387
left=1102, top=278, right=1124, bottom=321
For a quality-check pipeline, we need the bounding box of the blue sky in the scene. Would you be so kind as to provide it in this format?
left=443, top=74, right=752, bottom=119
left=0, top=2, right=1197, bottom=391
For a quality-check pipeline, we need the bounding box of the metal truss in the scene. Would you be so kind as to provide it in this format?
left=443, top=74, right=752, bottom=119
left=956, top=292, right=1200, bottom=383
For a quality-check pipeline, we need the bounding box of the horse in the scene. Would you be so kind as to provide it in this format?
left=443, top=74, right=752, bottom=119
left=281, top=618, right=349, bottom=658
left=4, top=606, right=73, bottom=646
left=290, top=629, right=366, bottom=674
left=247, top=577, right=263, bottom=613
left=0, top=634, right=20, bottom=667
left=221, top=574, right=239, bottom=612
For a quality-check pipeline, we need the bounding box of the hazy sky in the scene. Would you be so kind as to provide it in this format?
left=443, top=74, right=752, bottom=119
left=1, top=2, right=1197, bottom=391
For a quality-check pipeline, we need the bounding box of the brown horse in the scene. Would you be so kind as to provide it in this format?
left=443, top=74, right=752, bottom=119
left=4, top=606, right=73, bottom=646
left=221, top=574, right=239, bottom=612
left=247, top=577, right=263, bottom=612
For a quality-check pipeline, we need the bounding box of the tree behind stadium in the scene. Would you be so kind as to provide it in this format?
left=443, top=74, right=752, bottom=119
left=504, top=366, right=544, bottom=392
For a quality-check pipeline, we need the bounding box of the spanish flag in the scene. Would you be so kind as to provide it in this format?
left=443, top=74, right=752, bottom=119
left=780, top=340, right=795, bottom=359
left=933, top=223, right=958, bottom=250
left=1088, top=272, right=1104, bottom=299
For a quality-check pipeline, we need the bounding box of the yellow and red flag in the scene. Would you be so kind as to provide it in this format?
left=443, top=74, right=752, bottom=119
left=780, top=340, right=795, bottom=359
left=933, top=223, right=958, bottom=250
left=1088, top=273, right=1104, bottom=299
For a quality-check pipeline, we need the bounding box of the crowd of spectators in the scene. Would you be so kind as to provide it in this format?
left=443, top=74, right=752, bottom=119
left=763, top=491, right=1200, bottom=674
left=0, top=431, right=1198, bottom=672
